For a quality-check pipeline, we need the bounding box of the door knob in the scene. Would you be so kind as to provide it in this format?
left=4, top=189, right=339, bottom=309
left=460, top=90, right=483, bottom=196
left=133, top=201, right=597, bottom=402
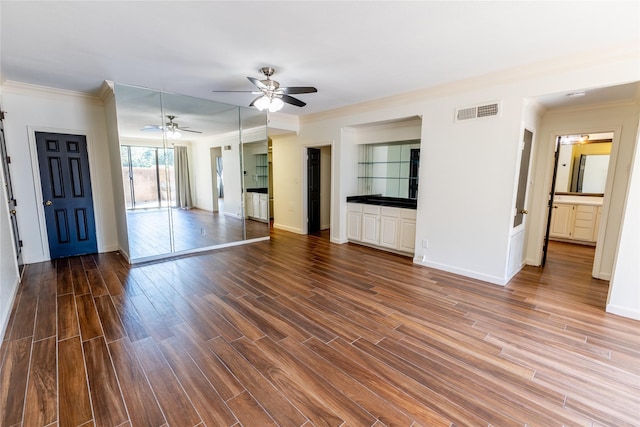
left=519, top=209, right=528, bottom=215
left=45, top=200, right=52, bottom=206
left=10, top=209, right=16, bottom=215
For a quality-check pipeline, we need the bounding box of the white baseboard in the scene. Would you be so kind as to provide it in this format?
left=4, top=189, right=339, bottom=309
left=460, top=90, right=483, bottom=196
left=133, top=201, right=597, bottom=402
left=412, top=257, right=507, bottom=286
left=0, top=276, right=20, bottom=342
left=606, top=304, right=640, bottom=320
left=273, top=223, right=303, bottom=234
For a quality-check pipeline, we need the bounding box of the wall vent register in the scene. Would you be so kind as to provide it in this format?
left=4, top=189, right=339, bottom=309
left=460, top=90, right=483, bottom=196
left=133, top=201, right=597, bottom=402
left=455, top=101, right=500, bottom=122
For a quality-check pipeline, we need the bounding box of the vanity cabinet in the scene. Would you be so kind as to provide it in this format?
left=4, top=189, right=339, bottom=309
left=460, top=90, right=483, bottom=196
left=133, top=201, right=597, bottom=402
left=347, top=203, right=416, bottom=255
left=550, top=202, right=601, bottom=243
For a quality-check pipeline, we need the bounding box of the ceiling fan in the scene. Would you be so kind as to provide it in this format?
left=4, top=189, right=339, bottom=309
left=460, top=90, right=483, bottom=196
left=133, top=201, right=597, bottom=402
left=140, top=115, right=202, bottom=138
left=214, top=67, right=317, bottom=112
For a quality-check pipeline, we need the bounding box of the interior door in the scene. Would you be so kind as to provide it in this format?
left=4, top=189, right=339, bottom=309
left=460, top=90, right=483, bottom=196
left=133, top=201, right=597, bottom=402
left=0, top=110, right=24, bottom=272
left=513, top=129, right=534, bottom=227
left=307, top=148, right=321, bottom=234
left=36, top=132, right=98, bottom=259
left=542, top=136, right=562, bottom=267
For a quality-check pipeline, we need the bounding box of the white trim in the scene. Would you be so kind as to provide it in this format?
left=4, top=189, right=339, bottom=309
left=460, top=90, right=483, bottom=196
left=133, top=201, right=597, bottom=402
left=128, top=236, right=270, bottom=265
left=0, top=276, right=20, bottom=342
left=413, top=258, right=508, bottom=286
left=27, top=126, right=100, bottom=261
left=606, top=304, right=640, bottom=321
left=273, top=222, right=303, bottom=234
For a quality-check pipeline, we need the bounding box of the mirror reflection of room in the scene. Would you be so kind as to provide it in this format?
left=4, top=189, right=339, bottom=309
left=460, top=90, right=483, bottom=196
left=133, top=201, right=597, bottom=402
left=549, top=132, right=612, bottom=246
left=113, top=83, right=269, bottom=262
left=555, top=132, right=612, bottom=195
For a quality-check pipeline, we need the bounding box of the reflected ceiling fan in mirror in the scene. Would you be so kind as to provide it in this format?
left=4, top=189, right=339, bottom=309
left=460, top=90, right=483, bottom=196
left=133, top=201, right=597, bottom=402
left=213, top=67, right=317, bottom=112
left=140, top=115, right=202, bottom=139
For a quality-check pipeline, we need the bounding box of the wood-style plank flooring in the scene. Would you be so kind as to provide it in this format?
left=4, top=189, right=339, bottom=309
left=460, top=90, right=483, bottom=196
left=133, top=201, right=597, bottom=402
left=126, top=207, right=269, bottom=259
left=1, top=231, right=638, bottom=426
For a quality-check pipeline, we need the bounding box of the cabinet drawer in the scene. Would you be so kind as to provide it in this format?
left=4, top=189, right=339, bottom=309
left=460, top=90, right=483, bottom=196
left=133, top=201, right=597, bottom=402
left=363, top=205, right=380, bottom=215
left=380, top=206, right=400, bottom=218
left=347, top=203, right=363, bottom=213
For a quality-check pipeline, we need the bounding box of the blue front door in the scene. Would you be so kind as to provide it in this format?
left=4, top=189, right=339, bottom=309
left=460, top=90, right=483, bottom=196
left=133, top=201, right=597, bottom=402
left=36, top=132, right=97, bottom=259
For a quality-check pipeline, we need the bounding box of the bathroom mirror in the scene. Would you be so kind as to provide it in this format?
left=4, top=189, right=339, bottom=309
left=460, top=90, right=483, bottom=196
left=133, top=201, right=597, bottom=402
left=113, top=83, right=268, bottom=262
left=555, top=135, right=612, bottom=196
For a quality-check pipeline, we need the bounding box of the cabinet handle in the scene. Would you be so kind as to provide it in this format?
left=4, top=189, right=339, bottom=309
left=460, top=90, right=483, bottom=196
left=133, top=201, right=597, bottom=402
left=553, top=205, right=558, bottom=209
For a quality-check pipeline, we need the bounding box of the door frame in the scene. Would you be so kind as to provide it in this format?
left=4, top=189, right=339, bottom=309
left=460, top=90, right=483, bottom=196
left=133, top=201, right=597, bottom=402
left=531, top=125, right=622, bottom=279
left=300, top=141, right=334, bottom=236
left=27, top=126, right=101, bottom=260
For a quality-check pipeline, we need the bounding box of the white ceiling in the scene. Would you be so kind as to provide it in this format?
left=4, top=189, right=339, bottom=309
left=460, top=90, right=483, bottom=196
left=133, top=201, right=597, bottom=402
left=1, top=1, right=639, bottom=116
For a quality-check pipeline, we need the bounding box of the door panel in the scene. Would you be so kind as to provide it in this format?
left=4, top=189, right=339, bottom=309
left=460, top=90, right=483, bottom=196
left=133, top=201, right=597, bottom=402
left=36, top=132, right=97, bottom=259
left=307, top=148, right=321, bottom=234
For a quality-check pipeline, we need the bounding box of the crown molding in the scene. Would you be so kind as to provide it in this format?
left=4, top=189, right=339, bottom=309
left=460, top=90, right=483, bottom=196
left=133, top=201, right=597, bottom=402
left=301, top=40, right=640, bottom=124
left=1, top=80, right=102, bottom=105
left=98, top=80, right=115, bottom=103
left=542, top=99, right=640, bottom=116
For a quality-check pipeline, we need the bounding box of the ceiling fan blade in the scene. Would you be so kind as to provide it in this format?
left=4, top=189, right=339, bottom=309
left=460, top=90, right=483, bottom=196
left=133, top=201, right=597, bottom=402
left=281, top=86, right=317, bottom=95
left=247, top=77, right=268, bottom=90
left=178, top=128, right=202, bottom=134
left=281, top=94, right=306, bottom=107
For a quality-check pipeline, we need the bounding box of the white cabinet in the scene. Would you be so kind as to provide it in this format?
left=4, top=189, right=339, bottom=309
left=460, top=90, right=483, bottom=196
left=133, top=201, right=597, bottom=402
left=399, top=210, right=417, bottom=253
left=245, top=192, right=269, bottom=222
left=347, top=203, right=416, bottom=255
left=347, top=204, right=363, bottom=241
left=362, top=205, right=381, bottom=245
left=258, top=194, right=268, bottom=221
left=550, top=203, right=574, bottom=239
left=550, top=202, right=601, bottom=243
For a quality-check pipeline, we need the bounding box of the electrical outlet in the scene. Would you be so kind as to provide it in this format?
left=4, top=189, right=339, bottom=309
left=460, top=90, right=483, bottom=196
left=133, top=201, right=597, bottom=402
left=422, top=239, right=429, bottom=248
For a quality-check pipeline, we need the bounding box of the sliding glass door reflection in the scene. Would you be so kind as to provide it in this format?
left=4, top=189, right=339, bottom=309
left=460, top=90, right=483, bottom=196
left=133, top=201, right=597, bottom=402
left=121, top=145, right=175, bottom=210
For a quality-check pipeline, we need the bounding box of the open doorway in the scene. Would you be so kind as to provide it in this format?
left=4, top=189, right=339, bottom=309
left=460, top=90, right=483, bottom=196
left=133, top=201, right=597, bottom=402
left=211, top=147, right=223, bottom=213
left=542, top=132, right=613, bottom=272
left=306, top=145, right=332, bottom=237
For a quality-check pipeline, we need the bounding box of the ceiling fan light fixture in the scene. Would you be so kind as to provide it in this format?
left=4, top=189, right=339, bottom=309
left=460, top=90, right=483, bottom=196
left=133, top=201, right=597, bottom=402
left=269, top=97, right=284, bottom=112
left=254, top=95, right=271, bottom=111
left=166, top=129, right=181, bottom=139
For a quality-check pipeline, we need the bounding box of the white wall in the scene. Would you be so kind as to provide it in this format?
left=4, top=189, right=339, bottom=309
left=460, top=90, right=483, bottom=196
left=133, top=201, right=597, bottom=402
left=607, top=120, right=640, bottom=320
left=2, top=83, right=118, bottom=263
left=0, top=151, right=20, bottom=341
left=270, top=44, right=639, bottom=292
left=526, top=103, right=640, bottom=280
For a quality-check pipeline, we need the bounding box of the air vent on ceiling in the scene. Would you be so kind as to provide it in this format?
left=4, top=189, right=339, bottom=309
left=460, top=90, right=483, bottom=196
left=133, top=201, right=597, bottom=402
left=455, top=101, right=501, bottom=122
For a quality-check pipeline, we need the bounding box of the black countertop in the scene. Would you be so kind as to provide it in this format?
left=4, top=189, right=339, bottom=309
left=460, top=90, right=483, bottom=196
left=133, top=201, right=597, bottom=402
left=246, top=188, right=268, bottom=194
left=346, top=195, right=417, bottom=209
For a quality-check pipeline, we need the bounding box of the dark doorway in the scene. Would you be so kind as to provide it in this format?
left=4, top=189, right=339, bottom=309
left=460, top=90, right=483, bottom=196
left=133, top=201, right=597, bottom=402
left=0, top=110, right=24, bottom=273
left=307, top=147, right=321, bottom=234
left=36, top=132, right=98, bottom=259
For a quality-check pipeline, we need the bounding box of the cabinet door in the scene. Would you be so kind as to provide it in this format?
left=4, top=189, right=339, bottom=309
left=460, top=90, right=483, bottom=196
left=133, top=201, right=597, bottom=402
left=380, top=215, right=400, bottom=249
left=347, top=210, right=362, bottom=241
left=399, top=219, right=416, bottom=253
left=252, top=193, right=260, bottom=218
left=259, top=195, right=269, bottom=220
left=245, top=193, right=254, bottom=218
left=549, top=204, right=574, bottom=238
left=362, top=213, right=379, bottom=244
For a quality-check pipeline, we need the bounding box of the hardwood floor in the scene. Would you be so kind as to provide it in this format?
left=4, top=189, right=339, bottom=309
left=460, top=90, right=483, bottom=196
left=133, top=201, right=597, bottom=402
left=1, top=231, right=638, bottom=426
left=126, top=207, right=269, bottom=260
